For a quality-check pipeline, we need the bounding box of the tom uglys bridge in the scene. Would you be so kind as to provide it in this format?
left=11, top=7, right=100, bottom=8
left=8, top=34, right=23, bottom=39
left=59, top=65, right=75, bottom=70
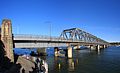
left=13, top=32, right=108, bottom=48
left=0, top=19, right=110, bottom=62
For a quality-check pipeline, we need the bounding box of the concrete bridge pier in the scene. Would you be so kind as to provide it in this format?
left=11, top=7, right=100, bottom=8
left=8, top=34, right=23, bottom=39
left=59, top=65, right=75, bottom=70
left=103, top=45, right=107, bottom=48
left=37, top=48, right=47, bottom=56
left=54, top=47, right=59, bottom=57
left=90, top=45, right=101, bottom=51
left=67, top=46, right=72, bottom=58
left=96, top=45, right=101, bottom=54
left=88, top=45, right=91, bottom=48
left=99, top=45, right=103, bottom=49
left=90, top=45, right=96, bottom=50
left=99, top=45, right=107, bottom=49
left=73, top=45, right=80, bottom=50
left=97, top=45, right=100, bottom=50
left=97, top=45, right=100, bottom=54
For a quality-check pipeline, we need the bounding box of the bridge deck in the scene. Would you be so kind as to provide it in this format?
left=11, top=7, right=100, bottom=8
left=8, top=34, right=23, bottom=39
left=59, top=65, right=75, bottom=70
left=13, top=34, right=109, bottom=48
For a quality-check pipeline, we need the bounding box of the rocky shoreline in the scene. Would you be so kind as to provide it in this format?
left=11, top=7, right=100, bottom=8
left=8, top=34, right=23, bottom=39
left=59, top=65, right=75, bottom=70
left=0, top=56, right=35, bottom=73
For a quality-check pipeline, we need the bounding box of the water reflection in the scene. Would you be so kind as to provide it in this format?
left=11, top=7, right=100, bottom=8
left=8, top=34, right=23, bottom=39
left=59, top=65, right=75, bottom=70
left=68, top=59, right=75, bottom=71
left=76, top=59, right=79, bottom=65
left=97, top=49, right=100, bottom=55
left=53, top=56, right=66, bottom=72
left=31, top=56, right=48, bottom=73
left=58, top=63, right=61, bottom=70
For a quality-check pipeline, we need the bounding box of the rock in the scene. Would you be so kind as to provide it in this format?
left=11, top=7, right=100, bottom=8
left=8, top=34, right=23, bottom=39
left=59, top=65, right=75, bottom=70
left=16, top=56, right=35, bottom=73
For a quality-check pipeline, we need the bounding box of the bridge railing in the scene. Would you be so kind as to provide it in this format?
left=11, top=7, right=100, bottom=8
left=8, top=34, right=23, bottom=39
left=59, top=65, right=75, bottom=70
left=14, top=34, right=58, bottom=39
left=14, top=34, right=82, bottom=42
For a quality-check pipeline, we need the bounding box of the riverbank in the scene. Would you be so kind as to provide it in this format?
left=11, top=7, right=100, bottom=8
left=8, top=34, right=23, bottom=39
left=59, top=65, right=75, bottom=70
left=0, top=56, right=35, bottom=73
left=16, top=56, right=35, bottom=73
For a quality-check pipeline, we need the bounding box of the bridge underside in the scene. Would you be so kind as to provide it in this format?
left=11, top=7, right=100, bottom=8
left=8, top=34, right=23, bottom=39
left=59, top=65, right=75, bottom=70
left=14, top=42, right=66, bottom=48
left=14, top=40, right=108, bottom=48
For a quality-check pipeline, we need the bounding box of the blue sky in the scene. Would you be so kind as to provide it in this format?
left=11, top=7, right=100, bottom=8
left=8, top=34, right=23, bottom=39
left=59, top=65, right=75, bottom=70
left=0, top=0, right=120, bottom=42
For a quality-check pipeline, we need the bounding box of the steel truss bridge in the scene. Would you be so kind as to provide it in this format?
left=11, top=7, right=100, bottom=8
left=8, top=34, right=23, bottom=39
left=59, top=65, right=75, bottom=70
left=13, top=28, right=109, bottom=48
left=0, top=19, right=110, bottom=61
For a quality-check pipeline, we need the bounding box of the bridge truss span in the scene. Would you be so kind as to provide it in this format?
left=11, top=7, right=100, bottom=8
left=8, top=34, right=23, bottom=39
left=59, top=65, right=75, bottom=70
left=59, top=28, right=109, bottom=45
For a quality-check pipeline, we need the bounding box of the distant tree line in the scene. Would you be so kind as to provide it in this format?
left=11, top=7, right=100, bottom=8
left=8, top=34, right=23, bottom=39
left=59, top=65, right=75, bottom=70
left=110, top=42, right=120, bottom=46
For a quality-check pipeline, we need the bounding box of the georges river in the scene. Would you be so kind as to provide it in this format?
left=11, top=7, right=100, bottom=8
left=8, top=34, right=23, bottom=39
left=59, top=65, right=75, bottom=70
left=14, top=46, right=120, bottom=73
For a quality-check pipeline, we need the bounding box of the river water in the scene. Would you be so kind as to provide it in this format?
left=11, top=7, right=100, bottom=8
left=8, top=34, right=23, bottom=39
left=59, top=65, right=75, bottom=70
left=14, top=46, right=120, bottom=73
left=45, top=46, right=120, bottom=73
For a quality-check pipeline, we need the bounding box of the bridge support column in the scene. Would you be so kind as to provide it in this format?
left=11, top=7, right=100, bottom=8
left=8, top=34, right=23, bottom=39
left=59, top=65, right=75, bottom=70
left=89, top=45, right=91, bottom=48
left=103, top=45, right=106, bottom=48
left=1, top=19, right=14, bottom=62
left=67, top=46, right=72, bottom=58
left=37, top=48, right=47, bottom=56
left=97, top=45, right=100, bottom=50
left=73, top=45, right=80, bottom=50
left=90, top=45, right=96, bottom=50
left=86, top=45, right=91, bottom=49
left=54, top=47, right=59, bottom=57
left=99, top=45, right=103, bottom=49
left=96, top=45, right=101, bottom=54
left=85, top=45, right=91, bottom=48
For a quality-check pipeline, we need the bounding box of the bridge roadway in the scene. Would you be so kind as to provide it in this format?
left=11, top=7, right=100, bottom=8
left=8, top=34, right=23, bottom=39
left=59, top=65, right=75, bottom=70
left=13, top=34, right=109, bottom=48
